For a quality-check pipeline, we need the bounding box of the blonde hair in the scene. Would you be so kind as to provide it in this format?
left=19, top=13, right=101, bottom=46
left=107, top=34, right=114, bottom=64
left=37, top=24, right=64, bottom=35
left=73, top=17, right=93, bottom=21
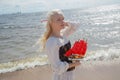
left=37, top=9, right=64, bottom=51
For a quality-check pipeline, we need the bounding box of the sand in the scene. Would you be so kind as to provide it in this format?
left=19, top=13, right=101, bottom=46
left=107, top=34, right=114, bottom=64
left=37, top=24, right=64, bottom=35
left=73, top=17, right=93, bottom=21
left=0, top=62, right=120, bottom=80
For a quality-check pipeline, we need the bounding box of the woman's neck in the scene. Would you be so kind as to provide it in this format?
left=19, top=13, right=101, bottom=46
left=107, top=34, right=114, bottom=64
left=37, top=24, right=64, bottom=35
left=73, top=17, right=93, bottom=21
left=51, top=31, right=62, bottom=38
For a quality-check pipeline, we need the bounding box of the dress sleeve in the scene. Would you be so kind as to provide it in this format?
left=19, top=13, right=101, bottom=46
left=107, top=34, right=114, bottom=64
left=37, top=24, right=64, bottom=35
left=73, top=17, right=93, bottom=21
left=61, top=22, right=80, bottom=37
left=46, top=38, right=69, bottom=75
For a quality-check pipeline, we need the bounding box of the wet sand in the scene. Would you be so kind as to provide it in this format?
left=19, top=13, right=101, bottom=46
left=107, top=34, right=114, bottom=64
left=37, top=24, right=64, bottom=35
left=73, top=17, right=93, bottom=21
left=0, top=62, right=120, bottom=80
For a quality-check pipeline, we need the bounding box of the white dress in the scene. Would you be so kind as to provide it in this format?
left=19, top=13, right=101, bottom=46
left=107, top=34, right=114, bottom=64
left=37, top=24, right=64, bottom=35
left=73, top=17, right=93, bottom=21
left=45, top=22, right=79, bottom=80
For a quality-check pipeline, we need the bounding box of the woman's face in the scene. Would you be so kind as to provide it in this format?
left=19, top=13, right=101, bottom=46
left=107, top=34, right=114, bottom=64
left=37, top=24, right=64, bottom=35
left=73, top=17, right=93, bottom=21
left=51, top=13, right=65, bottom=31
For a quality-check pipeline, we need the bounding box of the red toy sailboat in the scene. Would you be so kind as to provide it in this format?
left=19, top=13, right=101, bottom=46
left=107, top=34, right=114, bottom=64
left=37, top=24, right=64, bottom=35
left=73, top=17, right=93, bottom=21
left=65, top=39, right=87, bottom=59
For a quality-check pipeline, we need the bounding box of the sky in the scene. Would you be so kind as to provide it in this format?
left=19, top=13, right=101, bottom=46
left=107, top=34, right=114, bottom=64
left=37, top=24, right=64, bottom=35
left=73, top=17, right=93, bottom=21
left=0, top=0, right=120, bottom=14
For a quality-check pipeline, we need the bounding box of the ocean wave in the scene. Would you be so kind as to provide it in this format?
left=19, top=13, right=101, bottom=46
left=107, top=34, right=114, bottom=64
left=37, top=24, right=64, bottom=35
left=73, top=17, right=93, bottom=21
left=0, top=55, right=48, bottom=73
left=0, top=26, right=15, bottom=29
left=0, top=48, right=120, bottom=73
left=89, top=13, right=120, bottom=25
left=0, top=25, right=22, bottom=29
left=84, top=48, right=120, bottom=61
left=0, top=36, right=11, bottom=40
left=0, top=25, right=40, bottom=29
left=82, top=4, right=120, bottom=13
left=93, top=43, right=120, bottom=49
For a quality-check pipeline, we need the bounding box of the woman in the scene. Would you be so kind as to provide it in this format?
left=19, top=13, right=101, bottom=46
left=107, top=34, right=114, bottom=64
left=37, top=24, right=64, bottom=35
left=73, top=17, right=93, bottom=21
left=41, top=9, right=80, bottom=80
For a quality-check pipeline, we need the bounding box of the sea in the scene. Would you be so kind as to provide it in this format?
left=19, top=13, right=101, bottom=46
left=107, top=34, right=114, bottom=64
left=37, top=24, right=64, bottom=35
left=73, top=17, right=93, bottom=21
left=0, top=4, right=120, bottom=73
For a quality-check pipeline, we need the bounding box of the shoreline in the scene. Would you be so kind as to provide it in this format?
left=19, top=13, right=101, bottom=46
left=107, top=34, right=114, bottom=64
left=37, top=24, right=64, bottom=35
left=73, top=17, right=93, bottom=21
left=0, top=65, right=52, bottom=80
left=0, top=61, right=120, bottom=80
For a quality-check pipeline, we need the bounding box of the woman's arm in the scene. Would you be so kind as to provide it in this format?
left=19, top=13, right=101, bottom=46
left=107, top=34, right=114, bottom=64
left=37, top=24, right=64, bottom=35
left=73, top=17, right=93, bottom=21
left=61, top=21, right=80, bottom=37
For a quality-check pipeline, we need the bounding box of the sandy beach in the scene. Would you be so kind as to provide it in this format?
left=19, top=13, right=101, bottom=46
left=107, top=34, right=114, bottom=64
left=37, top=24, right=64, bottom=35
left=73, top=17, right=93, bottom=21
left=0, top=61, right=120, bottom=80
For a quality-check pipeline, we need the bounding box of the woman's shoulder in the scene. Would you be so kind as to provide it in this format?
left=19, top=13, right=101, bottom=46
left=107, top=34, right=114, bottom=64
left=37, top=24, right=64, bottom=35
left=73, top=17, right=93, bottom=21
left=47, top=36, right=58, bottom=42
left=46, top=36, right=58, bottom=47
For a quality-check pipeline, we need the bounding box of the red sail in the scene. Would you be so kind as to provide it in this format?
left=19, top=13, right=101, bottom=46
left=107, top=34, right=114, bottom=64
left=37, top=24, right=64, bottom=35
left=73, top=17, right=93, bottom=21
left=65, top=40, right=87, bottom=57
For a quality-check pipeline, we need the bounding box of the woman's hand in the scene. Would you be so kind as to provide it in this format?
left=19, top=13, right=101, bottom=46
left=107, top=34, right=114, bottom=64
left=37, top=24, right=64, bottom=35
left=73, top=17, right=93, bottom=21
left=69, top=61, right=80, bottom=68
left=64, top=21, right=69, bottom=26
left=73, top=60, right=80, bottom=66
